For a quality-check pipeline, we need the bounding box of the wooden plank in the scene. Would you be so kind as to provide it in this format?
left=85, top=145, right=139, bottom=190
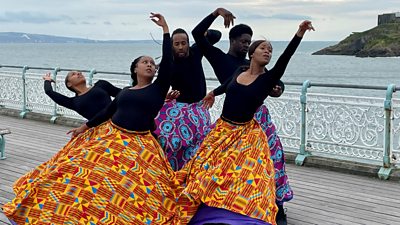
left=288, top=166, right=398, bottom=192
left=287, top=189, right=400, bottom=224
left=0, top=212, right=11, bottom=225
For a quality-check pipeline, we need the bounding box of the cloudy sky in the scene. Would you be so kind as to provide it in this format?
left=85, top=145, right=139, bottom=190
left=1, top=0, right=399, bottom=41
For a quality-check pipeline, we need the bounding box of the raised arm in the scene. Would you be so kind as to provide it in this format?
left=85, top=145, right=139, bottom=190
left=205, top=29, right=222, bottom=45
left=192, top=8, right=234, bottom=55
left=151, top=13, right=172, bottom=92
left=43, top=73, right=75, bottom=110
left=269, top=20, right=314, bottom=83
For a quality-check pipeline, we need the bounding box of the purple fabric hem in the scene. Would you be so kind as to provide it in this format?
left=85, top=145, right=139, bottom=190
left=188, top=204, right=272, bottom=225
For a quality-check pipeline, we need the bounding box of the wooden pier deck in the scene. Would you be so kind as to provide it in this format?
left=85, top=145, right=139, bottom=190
left=0, top=114, right=399, bottom=225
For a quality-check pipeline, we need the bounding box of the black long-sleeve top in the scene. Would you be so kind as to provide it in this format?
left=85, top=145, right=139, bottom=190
left=213, top=35, right=302, bottom=123
left=44, top=80, right=121, bottom=120
left=86, top=33, right=172, bottom=131
left=171, top=30, right=221, bottom=103
left=192, top=13, right=249, bottom=84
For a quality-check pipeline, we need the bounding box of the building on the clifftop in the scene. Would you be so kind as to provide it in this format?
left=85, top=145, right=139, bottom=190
left=378, top=12, right=400, bottom=25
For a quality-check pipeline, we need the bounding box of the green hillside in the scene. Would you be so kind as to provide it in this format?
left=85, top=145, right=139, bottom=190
left=313, top=23, right=400, bottom=57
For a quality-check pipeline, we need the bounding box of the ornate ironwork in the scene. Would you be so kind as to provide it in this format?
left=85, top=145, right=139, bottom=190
left=265, top=92, right=301, bottom=153
left=306, top=93, right=385, bottom=160
left=0, top=68, right=399, bottom=167
left=0, top=71, right=23, bottom=109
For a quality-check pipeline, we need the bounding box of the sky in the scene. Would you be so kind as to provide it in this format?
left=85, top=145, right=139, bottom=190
left=0, top=0, right=399, bottom=41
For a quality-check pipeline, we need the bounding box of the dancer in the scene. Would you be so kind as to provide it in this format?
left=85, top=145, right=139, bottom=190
left=178, top=20, right=314, bottom=225
left=192, top=7, right=292, bottom=224
left=43, top=71, right=121, bottom=120
left=2, top=13, right=178, bottom=225
left=154, top=28, right=221, bottom=170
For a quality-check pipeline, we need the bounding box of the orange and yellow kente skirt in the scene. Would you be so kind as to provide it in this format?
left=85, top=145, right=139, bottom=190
left=2, top=121, right=179, bottom=224
left=175, top=118, right=277, bottom=225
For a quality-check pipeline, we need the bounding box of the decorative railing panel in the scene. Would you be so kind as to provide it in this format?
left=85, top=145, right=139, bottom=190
left=25, top=72, right=54, bottom=114
left=0, top=70, right=23, bottom=109
left=0, top=66, right=399, bottom=172
left=306, top=93, right=385, bottom=161
left=266, top=92, right=302, bottom=153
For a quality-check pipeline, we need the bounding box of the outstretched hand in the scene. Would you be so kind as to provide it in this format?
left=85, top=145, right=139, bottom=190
left=150, top=12, right=168, bottom=29
left=213, top=8, right=236, bottom=28
left=201, top=91, right=215, bottom=109
left=296, top=20, right=314, bottom=37
left=165, top=90, right=180, bottom=102
left=67, top=123, right=89, bottom=138
left=43, top=72, right=54, bottom=82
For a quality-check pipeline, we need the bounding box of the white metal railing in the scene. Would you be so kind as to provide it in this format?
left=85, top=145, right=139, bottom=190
left=0, top=65, right=398, bottom=179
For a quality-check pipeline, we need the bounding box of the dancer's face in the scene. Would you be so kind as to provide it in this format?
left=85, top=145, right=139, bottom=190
left=66, top=71, right=86, bottom=89
left=231, top=34, right=251, bottom=58
left=250, top=41, right=272, bottom=66
left=134, top=56, right=157, bottom=79
left=172, top=33, right=189, bottom=58
left=269, top=84, right=283, bottom=97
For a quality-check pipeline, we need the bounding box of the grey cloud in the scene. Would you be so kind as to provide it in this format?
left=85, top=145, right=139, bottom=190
left=104, top=21, right=112, bottom=25
left=270, top=13, right=312, bottom=20
left=121, top=22, right=137, bottom=26
left=81, top=21, right=95, bottom=25
left=0, top=11, right=74, bottom=24
left=243, top=13, right=312, bottom=20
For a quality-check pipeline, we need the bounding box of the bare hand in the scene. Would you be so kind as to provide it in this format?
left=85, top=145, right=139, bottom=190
left=42, top=72, right=54, bottom=82
left=165, top=90, right=180, bottom=102
left=297, top=20, right=314, bottom=37
left=201, top=91, right=215, bottom=109
left=214, top=8, right=236, bottom=28
left=67, top=124, right=89, bottom=138
left=150, top=12, right=167, bottom=28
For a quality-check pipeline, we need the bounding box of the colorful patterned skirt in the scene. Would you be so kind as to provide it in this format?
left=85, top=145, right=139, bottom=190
left=154, top=100, right=211, bottom=171
left=2, top=121, right=179, bottom=225
left=254, top=105, right=293, bottom=204
left=176, top=118, right=277, bottom=225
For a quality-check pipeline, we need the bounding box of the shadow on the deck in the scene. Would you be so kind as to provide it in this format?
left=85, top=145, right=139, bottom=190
left=0, top=115, right=399, bottom=225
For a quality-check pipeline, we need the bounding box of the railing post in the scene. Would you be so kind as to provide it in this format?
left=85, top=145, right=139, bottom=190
left=50, top=67, right=61, bottom=123
left=88, top=69, right=96, bottom=86
left=295, top=80, right=311, bottom=166
left=19, top=65, right=30, bottom=118
left=0, top=135, right=6, bottom=159
left=378, top=84, right=396, bottom=180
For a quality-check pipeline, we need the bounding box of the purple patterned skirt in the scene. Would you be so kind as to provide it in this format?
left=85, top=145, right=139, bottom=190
left=254, top=105, right=293, bottom=204
left=154, top=100, right=211, bottom=171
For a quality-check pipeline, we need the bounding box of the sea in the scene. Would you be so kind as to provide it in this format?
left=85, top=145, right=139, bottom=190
left=0, top=41, right=399, bottom=98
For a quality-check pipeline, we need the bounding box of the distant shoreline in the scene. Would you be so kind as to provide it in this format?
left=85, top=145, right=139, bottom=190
left=0, top=32, right=338, bottom=43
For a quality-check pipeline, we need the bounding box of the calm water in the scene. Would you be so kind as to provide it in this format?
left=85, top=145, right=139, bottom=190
left=0, top=41, right=399, bottom=97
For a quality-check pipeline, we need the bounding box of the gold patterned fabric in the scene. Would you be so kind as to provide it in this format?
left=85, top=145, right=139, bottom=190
left=2, top=121, right=179, bottom=225
left=176, top=118, right=277, bottom=225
